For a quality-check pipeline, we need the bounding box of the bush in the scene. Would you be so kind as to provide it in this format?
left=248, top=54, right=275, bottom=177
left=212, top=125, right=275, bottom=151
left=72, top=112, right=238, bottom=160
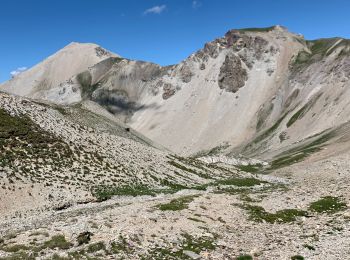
left=309, top=196, right=347, bottom=213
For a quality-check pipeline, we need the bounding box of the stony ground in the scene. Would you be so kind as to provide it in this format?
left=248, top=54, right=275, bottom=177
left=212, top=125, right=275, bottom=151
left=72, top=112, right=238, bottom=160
left=1, top=93, right=350, bottom=259
left=1, top=150, right=350, bottom=260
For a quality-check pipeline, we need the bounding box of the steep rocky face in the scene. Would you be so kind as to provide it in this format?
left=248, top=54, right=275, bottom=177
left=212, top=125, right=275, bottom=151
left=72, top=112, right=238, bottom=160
left=218, top=54, right=248, bottom=93
left=2, top=26, right=350, bottom=159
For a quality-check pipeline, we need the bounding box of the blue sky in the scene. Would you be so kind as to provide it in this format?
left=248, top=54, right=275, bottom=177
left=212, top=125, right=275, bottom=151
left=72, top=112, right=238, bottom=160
left=1, top=0, right=350, bottom=83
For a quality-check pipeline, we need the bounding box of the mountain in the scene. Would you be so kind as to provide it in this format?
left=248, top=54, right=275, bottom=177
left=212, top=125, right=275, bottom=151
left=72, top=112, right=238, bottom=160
left=1, top=26, right=350, bottom=259
left=1, top=42, right=119, bottom=103
left=2, top=26, right=350, bottom=162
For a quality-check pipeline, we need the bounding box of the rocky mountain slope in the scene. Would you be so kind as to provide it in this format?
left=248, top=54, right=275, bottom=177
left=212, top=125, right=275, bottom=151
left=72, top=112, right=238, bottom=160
left=0, top=92, right=243, bottom=220
left=0, top=93, right=350, bottom=259
left=2, top=25, right=350, bottom=161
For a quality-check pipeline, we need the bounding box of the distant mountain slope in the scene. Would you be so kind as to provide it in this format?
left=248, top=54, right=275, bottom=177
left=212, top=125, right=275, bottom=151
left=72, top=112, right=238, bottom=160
left=2, top=26, right=350, bottom=160
left=0, top=42, right=119, bottom=103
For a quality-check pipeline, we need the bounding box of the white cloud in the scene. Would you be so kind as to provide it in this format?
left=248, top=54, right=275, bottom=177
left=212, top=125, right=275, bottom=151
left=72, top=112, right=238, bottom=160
left=10, top=67, right=27, bottom=78
left=192, top=1, right=202, bottom=9
left=143, top=5, right=166, bottom=15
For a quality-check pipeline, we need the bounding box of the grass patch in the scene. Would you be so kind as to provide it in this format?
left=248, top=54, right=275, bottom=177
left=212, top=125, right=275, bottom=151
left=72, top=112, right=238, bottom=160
left=291, top=256, right=304, bottom=260
left=237, top=26, right=276, bottom=32
left=92, top=185, right=158, bottom=201
left=245, top=112, right=289, bottom=153
left=76, top=232, right=92, bottom=246
left=181, top=233, right=216, bottom=253
left=110, top=235, right=131, bottom=254
left=216, top=177, right=265, bottom=187
left=236, top=164, right=263, bottom=173
left=87, top=242, right=106, bottom=253
left=144, top=233, right=216, bottom=259
left=0, top=251, right=35, bottom=260
left=269, top=130, right=335, bottom=169
left=193, top=143, right=230, bottom=157
left=43, top=235, right=73, bottom=250
left=291, top=38, right=342, bottom=72
left=236, top=255, right=253, bottom=260
left=286, top=105, right=309, bottom=127
left=286, top=93, right=322, bottom=128
left=309, top=38, right=340, bottom=56
left=168, top=160, right=197, bottom=174
left=244, top=205, right=307, bottom=223
left=309, top=196, right=347, bottom=214
left=0, top=244, right=30, bottom=253
left=157, top=195, right=198, bottom=211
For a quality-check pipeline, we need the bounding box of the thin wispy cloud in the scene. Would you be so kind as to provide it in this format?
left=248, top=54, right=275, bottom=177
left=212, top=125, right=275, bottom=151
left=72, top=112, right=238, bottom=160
left=10, top=67, right=27, bottom=78
left=143, top=5, right=166, bottom=15
left=192, top=1, right=202, bottom=9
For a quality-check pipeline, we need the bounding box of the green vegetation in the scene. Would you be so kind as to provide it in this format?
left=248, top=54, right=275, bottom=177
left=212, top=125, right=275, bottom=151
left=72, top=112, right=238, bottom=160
left=92, top=185, right=159, bottom=201
left=180, top=233, right=216, bottom=253
left=309, top=196, right=347, bottom=214
left=236, top=255, right=253, bottom=260
left=291, top=255, right=305, bottom=260
left=286, top=105, right=309, bottom=127
left=286, top=93, right=323, bottom=128
left=309, top=38, right=340, bottom=56
left=43, top=235, right=73, bottom=250
left=0, top=235, right=73, bottom=259
left=0, top=251, right=35, bottom=260
left=249, top=112, right=289, bottom=146
left=269, top=130, right=335, bottom=169
left=236, top=164, right=263, bottom=173
left=291, top=38, right=343, bottom=71
left=243, top=205, right=307, bottom=223
left=0, top=244, right=30, bottom=253
left=87, top=242, right=106, bottom=253
left=194, top=143, right=230, bottom=157
left=256, top=103, right=274, bottom=131
left=167, top=155, right=214, bottom=179
left=293, top=51, right=311, bottom=66
left=216, top=177, right=265, bottom=187
left=110, top=235, right=132, bottom=254
left=157, top=195, right=198, bottom=211
left=168, top=160, right=197, bottom=174
left=238, top=26, right=276, bottom=32
left=284, top=89, right=300, bottom=109
left=54, top=106, right=69, bottom=115
left=76, top=232, right=92, bottom=245
left=144, top=233, right=216, bottom=259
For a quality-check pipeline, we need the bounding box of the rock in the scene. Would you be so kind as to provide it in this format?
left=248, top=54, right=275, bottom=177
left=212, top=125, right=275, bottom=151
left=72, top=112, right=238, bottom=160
left=162, top=83, right=176, bottom=100
left=203, top=42, right=220, bottom=58
left=218, top=54, right=248, bottom=93
left=180, top=64, right=193, bottom=83
left=77, top=232, right=93, bottom=245
left=183, top=250, right=201, bottom=259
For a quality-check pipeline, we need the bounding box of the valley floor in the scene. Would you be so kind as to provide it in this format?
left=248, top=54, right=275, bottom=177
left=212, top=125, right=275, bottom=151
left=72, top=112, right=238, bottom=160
left=1, top=152, right=350, bottom=260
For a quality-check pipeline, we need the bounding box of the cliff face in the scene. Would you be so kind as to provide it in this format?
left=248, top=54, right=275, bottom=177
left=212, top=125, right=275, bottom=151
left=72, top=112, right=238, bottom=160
left=2, top=26, right=350, bottom=158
